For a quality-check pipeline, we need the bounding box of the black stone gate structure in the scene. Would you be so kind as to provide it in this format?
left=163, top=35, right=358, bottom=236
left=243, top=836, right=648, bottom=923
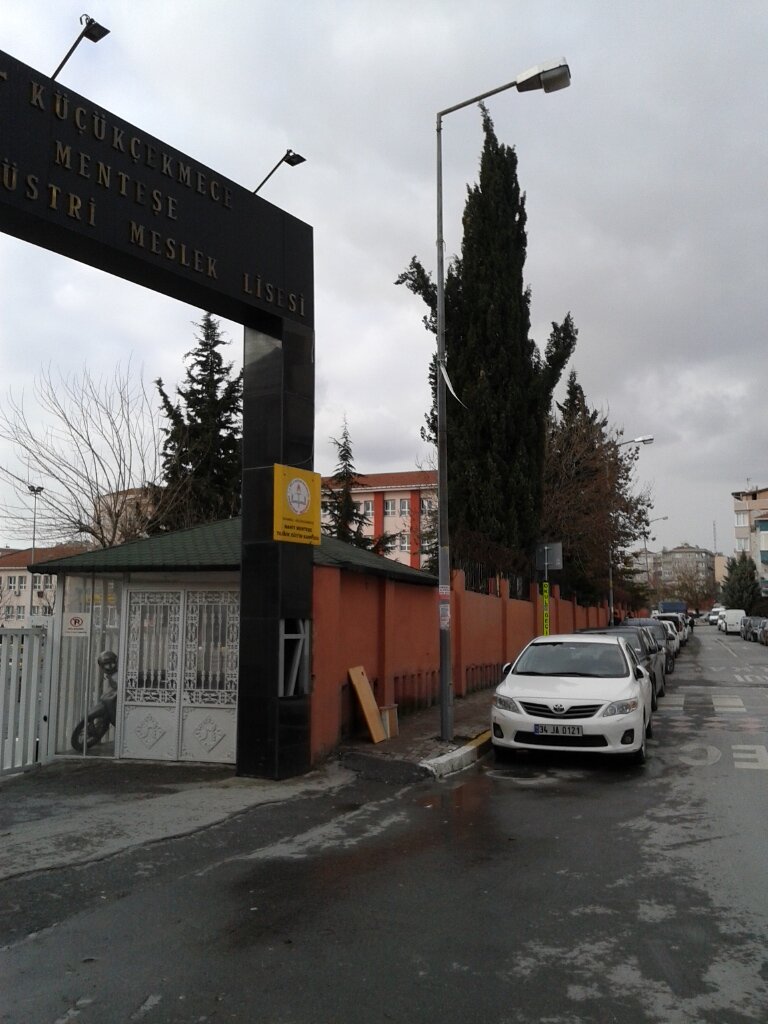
left=0, top=49, right=315, bottom=777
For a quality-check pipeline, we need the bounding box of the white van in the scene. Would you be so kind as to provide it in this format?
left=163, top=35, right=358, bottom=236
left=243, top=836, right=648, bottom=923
left=723, top=609, right=746, bottom=635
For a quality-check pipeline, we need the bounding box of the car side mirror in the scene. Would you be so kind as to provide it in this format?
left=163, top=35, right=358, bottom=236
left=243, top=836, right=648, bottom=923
left=634, top=666, right=644, bottom=681
left=502, top=662, right=512, bottom=677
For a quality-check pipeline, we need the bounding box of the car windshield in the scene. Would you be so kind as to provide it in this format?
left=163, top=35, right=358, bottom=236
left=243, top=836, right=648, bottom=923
left=514, top=641, right=629, bottom=678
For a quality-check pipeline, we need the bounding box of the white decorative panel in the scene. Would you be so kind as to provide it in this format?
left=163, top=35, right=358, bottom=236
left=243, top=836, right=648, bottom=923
left=121, top=705, right=178, bottom=760
left=180, top=707, right=236, bottom=764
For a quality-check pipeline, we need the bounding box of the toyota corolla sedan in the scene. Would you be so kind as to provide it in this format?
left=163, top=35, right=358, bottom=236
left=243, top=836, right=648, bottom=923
left=491, top=633, right=653, bottom=764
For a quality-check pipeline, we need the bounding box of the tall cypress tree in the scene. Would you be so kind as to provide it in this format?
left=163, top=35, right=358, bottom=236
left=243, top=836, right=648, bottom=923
left=397, top=106, right=576, bottom=567
left=153, top=313, right=243, bottom=532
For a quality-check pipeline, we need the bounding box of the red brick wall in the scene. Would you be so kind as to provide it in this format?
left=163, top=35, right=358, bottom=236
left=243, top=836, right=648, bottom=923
left=309, top=567, right=615, bottom=764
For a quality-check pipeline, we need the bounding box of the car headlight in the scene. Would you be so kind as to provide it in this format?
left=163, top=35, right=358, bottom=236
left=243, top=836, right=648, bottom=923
left=602, top=699, right=639, bottom=718
left=493, top=693, right=521, bottom=714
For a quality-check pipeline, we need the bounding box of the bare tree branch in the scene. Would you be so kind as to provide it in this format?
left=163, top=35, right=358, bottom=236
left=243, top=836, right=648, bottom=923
left=0, top=362, right=184, bottom=548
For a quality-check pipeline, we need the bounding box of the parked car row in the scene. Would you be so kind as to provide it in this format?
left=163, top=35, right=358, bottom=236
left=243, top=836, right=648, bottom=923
left=698, top=605, right=768, bottom=643
left=739, top=615, right=768, bottom=644
left=491, top=615, right=688, bottom=766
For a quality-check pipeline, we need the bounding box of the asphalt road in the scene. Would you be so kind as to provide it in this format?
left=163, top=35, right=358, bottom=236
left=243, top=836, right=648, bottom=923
left=1, top=625, right=767, bottom=1023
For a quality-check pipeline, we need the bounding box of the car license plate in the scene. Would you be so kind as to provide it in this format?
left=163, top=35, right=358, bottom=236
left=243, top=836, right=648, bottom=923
left=533, top=724, right=583, bottom=736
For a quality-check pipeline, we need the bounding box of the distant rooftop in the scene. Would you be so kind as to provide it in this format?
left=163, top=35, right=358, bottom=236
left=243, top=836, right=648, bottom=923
left=0, top=544, right=88, bottom=569
left=321, top=470, right=436, bottom=490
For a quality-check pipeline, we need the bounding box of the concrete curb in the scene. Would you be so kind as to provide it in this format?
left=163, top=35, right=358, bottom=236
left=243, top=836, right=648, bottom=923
left=341, top=730, right=492, bottom=784
left=421, top=730, right=493, bottom=778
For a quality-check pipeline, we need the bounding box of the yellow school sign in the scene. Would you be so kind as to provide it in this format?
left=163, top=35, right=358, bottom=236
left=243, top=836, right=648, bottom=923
left=273, top=464, right=321, bottom=545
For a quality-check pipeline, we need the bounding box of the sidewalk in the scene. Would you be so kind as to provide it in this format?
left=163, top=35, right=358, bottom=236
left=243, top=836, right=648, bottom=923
left=0, top=688, right=493, bottom=880
left=340, top=686, right=493, bottom=782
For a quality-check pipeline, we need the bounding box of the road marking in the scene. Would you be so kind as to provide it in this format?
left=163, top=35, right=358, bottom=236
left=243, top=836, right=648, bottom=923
left=713, top=697, right=746, bottom=713
left=679, top=744, right=722, bottom=766
left=732, top=745, right=768, bottom=770
left=715, top=640, right=738, bottom=658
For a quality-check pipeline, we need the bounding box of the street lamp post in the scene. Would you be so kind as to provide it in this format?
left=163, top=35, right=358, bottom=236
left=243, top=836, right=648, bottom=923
left=51, top=14, right=110, bottom=81
left=253, top=149, right=306, bottom=194
left=435, top=59, right=571, bottom=740
left=643, top=515, right=668, bottom=594
left=607, top=435, right=654, bottom=623
left=28, top=485, right=43, bottom=622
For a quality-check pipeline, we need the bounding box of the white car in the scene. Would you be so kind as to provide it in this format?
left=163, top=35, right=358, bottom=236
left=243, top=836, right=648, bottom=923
left=491, top=633, right=653, bottom=765
left=660, top=619, right=680, bottom=656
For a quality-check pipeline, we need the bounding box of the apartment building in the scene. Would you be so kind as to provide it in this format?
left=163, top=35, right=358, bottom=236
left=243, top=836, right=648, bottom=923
left=659, top=544, right=716, bottom=591
left=0, top=544, right=88, bottom=627
left=733, top=485, right=768, bottom=596
left=321, top=470, right=437, bottom=569
left=629, top=543, right=715, bottom=600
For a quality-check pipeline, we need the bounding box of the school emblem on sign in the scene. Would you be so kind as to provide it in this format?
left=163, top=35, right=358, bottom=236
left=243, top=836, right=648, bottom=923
left=286, top=477, right=311, bottom=515
left=273, top=464, right=321, bottom=545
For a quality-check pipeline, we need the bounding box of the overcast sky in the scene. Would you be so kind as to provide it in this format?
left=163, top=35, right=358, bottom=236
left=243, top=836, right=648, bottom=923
left=1, top=0, right=766, bottom=556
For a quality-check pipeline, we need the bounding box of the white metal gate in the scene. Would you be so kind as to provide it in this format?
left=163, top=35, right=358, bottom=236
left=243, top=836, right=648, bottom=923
left=0, top=627, right=51, bottom=775
left=119, top=589, right=239, bottom=763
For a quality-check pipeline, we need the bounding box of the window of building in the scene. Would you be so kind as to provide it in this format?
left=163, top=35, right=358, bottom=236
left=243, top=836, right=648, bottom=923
left=399, top=498, right=410, bottom=516
left=17, top=576, right=26, bottom=591
left=43, top=575, right=52, bottom=589
left=760, top=533, right=768, bottom=552
left=363, top=500, right=373, bottom=515
left=399, top=532, right=410, bottom=552
left=735, top=512, right=748, bottom=527
left=15, top=606, right=24, bottom=619
left=421, top=498, right=435, bottom=514
left=3, top=606, right=12, bottom=620
left=384, top=499, right=396, bottom=516
left=33, top=574, right=42, bottom=589
left=736, top=537, right=750, bottom=551
left=7, top=575, right=16, bottom=590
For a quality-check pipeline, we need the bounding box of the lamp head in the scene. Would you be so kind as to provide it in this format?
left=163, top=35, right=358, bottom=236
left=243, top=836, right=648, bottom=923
left=283, top=149, right=306, bottom=167
left=81, top=15, right=110, bottom=42
left=515, top=58, right=571, bottom=93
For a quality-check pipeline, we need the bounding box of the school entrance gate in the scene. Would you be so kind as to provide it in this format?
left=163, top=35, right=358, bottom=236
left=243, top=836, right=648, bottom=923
left=120, top=589, right=239, bottom=763
left=0, top=48, right=315, bottom=778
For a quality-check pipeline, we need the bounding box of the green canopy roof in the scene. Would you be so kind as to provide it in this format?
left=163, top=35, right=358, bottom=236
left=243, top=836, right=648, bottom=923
left=34, top=518, right=436, bottom=587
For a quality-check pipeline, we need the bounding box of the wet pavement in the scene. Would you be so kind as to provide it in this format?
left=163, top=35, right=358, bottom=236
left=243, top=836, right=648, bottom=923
left=0, top=688, right=493, bottom=879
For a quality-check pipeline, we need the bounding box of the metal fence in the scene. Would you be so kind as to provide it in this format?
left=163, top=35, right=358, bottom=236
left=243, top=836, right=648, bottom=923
left=0, top=627, right=51, bottom=776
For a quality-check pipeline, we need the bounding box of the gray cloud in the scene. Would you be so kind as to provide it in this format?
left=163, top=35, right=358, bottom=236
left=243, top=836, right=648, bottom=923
left=1, top=0, right=766, bottom=556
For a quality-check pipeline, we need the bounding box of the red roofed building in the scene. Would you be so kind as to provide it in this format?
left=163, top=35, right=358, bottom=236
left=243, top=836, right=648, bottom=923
left=321, top=470, right=437, bottom=569
left=0, top=544, right=90, bottom=627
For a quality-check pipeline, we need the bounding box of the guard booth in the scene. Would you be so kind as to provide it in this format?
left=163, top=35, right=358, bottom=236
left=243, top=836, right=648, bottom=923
left=0, top=47, right=316, bottom=778
left=53, top=578, right=240, bottom=764
left=37, top=520, right=309, bottom=767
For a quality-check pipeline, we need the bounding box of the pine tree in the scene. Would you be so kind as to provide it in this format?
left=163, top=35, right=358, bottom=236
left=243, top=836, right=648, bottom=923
left=396, top=106, right=576, bottom=570
left=540, top=372, right=652, bottom=601
left=153, top=313, right=242, bottom=532
left=322, top=419, right=395, bottom=554
left=721, top=552, right=761, bottom=613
